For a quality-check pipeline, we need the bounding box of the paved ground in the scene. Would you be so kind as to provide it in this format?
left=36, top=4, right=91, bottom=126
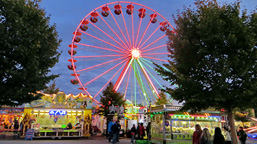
left=1, top=136, right=257, bottom=144
left=0, top=135, right=131, bottom=144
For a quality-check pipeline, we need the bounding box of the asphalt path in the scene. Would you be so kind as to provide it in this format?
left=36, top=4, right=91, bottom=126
left=0, top=135, right=131, bottom=144
left=1, top=136, right=257, bottom=144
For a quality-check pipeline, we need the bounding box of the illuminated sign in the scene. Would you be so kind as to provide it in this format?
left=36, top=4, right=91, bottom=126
left=49, top=110, right=67, bottom=116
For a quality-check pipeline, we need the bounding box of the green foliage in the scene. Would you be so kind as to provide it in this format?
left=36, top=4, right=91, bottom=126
left=99, top=82, right=125, bottom=116
left=155, top=0, right=257, bottom=112
left=43, top=81, right=60, bottom=94
left=0, top=0, right=61, bottom=106
left=155, top=92, right=170, bottom=105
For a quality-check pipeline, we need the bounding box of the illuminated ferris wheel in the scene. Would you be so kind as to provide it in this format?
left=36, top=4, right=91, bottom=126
left=68, top=1, right=174, bottom=105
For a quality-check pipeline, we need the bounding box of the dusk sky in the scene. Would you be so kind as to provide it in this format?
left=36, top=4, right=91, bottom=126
left=39, top=0, right=256, bottom=104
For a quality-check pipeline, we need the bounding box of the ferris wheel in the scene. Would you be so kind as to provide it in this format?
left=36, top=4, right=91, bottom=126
left=68, top=1, right=174, bottom=105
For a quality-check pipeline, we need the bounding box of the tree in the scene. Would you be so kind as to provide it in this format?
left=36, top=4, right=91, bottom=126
left=99, top=82, right=125, bottom=137
left=155, top=92, right=169, bottom=105
left=155, top=0, right=257, bottom=143
left=43, top=81, right=60, bottom=94
left=99, top=82, right=125, bottom=117
left=0, top=0, right=61, bottom=106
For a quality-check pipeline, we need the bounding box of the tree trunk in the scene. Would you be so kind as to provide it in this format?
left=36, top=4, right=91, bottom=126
left=227, top=110, right=238, bottom=144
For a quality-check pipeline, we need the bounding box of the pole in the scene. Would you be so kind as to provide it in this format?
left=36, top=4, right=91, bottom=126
left=148, top=101, right=151, bottom=142
left=163, top=104, right=166, bottom=144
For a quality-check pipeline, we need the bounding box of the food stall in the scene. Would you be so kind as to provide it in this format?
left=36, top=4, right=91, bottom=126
left=150, top=105, right=221, bottom=143
left=23, top=92, right=92, bottom=139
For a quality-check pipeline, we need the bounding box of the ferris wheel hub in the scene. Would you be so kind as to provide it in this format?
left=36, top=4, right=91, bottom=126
left=131, top=49, right=141, bottom=59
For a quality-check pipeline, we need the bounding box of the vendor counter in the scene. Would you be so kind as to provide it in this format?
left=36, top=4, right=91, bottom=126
left=33, top=129, right=82, bottom=139
left=24, top=108, right=92, bottom=139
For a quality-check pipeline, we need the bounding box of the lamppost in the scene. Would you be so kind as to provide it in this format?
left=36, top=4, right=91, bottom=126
left=147, top=101, right=151, bottom=142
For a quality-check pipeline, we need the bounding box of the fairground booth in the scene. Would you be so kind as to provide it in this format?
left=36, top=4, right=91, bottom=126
left=0, top=107, right=24, bottom=131
left=23, top=92, right=93, bottom=139
left=125, top=100, right=148, bottom=126
left=91, top=106, right=126, bottom=136
left=123, top=100, right=148, bottom=138
left=150, top=105, right=221, bottom=143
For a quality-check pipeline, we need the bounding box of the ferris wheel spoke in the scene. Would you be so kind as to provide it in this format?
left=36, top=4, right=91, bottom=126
left=123, top=66, right=132, bottom=99
left=92, top=99, right=100, bottom=104
left=76, top=43, right=126, bottom=54
left=84, top=58, right=128, bottom=87
left=75, top=83, right=99, bottom=104
left=142, top=55, right=168, bottom=62
left=78, top=36, right=118, bottom=53
left=76, top=77, right=91, bottom=96
left=109, top=9, right=131, bottom=49
left=137, top=59, right=160, bottom=98
left=114, top=58, right=134, bottom=92
left=132, top=63, right=137, bottom=105
left=140, top=59, right=164, bottom=89
left=121, top=9, right=132, bottom=48
left=136, top=17, right=154, bottom=48
left=135, top=61, right=151, bottom=102
left=87, top=27, right=109, bottom=42
left=141, top=34, right=166, bottom=51
left=88, top=21, right=128, bottom=50
left=97, top=12, right=130, bottom=50
left=77, top=57, right=125, bottom=73
left=142, top=44, right=167, bottom=53
left=142, top=52, right=170, bottom=56
left=74, top=54, right=127, bottom=59
left=133, top=62, right=149, bottom=104
left=138, top=24, right=161, bottom=49
left=80, top=31, right=126, bottom=52
left=98, top=20, right=114, bottom=38
left=131, top=8, right=135, bottom=48
left=93, top=61, right=127, bottom=98
left=135, top=14, right=143, bottom=49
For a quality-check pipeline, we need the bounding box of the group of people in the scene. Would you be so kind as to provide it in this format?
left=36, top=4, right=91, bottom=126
left=130, top=122, right=151, bottom=144
left=3, top=118, right=19, bottom=130
left=108, top=120, right=121, bottom=144
left=193, top=124, right=247, bottom=144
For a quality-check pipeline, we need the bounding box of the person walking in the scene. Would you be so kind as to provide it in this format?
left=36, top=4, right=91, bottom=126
left=200, top=128, right=212, bottom=144
left=116, top=121, right=121, bottom=142
left=108, top=120, right=114, bottom=143
left=111, top=122, right=119, bottom=144
left=237, top=126, right=247, bottom=144
left=223, top=127, right=231, bottom=144
left=136, top=123, right=140, bottom=140
left=139, top=123, right=145, bottom=140
left=193, top=124, right=202, bottom=144
left=131, top=124, right=136, bottom=144
left=13, top=118, right=19, bottom=134
left=213, top=127, right=225, bottom=144
left=13, top=118, right=19, bottom=130
left=146, top=122, right=151, bottom=140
